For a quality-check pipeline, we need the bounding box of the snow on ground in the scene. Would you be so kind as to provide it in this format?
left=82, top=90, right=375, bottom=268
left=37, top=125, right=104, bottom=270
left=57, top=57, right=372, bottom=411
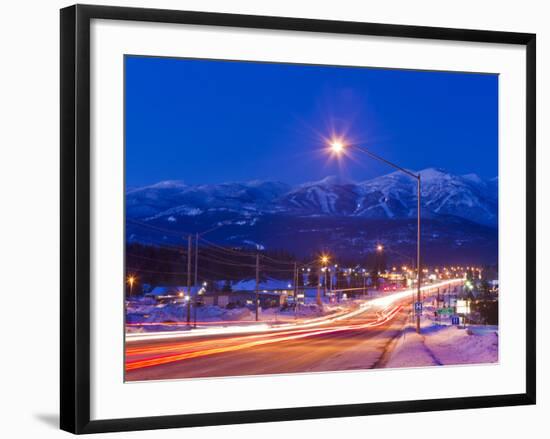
left=126, top=297, right=352, bottom=332
left=384, top=322, right=498, bottom=368
left=381, top=295, right=498, bottom=368
left=127, top=302, right=254, bottom=325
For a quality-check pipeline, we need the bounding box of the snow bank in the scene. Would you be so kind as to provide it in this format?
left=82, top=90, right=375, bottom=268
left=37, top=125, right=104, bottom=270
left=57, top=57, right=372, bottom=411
left=126, top=301, right=255, bottom=326
left=126, top=298, right=352, bottom=332
left=385, top=324, right=498, bottom=368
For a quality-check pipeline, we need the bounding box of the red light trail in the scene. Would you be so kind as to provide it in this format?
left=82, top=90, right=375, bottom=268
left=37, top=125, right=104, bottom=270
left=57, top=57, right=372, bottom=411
left=125, top=305, right=402, bottom=371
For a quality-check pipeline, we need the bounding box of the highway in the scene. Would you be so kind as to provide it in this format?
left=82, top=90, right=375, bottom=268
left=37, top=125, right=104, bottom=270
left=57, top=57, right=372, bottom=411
left=125, top=279, right=463, bottom=381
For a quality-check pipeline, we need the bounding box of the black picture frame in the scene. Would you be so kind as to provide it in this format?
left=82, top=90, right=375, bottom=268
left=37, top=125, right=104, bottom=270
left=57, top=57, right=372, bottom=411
left=60, top=4, right=536, bottom=434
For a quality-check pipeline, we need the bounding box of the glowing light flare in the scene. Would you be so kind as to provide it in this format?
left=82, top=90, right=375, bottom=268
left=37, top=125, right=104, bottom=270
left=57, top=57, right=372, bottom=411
left=324, top=135, right=354, bottom=162
left=329, top=139, right=345, bottom=154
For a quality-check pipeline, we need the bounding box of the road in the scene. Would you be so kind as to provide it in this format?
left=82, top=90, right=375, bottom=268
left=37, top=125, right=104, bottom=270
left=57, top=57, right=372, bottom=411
left=125, top=280, right=462, bottom=381
left=126, top=301, right=408, bottom=381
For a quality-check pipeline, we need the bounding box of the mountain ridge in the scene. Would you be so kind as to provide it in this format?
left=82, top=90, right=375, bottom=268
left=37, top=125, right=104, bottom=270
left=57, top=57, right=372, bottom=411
left=127, top=168, right=497, bottom=227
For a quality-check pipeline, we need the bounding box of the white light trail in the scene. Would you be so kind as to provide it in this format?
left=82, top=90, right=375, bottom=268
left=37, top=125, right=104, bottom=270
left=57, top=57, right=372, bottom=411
left=126, top=279, right=464, bottom=343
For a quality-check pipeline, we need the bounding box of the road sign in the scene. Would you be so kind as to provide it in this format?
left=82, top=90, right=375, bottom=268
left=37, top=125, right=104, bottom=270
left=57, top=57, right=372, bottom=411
left=437, top=307, right=453, bottom=315
left=414, top=302, right=423, bottom=314
left=456, top=300, right=471, bottom=314
left=451, top=316, right=460, bottom=325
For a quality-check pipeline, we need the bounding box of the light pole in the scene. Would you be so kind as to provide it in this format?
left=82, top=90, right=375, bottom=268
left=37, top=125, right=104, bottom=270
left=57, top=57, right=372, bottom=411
left=192, top=224, right=227, bottom=328
left=328, top=139, right=422, bottom=334
left=186, top=234, right=192, bottom=326
left=373, top=244, right=385, bottom=292
left=320, top=254, right=329, bottom=304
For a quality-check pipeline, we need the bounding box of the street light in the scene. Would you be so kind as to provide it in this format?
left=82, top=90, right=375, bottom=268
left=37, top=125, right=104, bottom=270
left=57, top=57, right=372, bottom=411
left=329, top=140, right=345, bottom=154
left=318, top=254, right=330, bottom=305
left=127, top=275, right=136, bottom=296
left=191, top=224, right=229, bottom=328
left=327, top=137, right=423, bottom=334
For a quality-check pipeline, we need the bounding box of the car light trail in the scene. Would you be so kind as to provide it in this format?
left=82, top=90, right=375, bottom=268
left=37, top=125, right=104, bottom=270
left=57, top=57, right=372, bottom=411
left=126, top=279, right=463, bottom=343
left=126, top=322, right=375, bottom=357
left=125, top=306, right=402, bottom=371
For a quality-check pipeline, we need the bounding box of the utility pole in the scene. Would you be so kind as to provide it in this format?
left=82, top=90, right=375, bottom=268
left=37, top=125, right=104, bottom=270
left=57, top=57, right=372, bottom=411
left=186, top=234, right=192, bottom=326
left=293, top=262, right=298, bottom=300
left=293, top=262, right=298, bottom=316
left=193, top=232, right=199, bottom=328
left=416, top=176, right=422, bottom=334
left=437, top=287, right=441, bottom=324
left=316, top=266, right=322, bottom=306
left=255, top=253, right=260, bottom=321
left=194, top=232, right=199, bottom=285
left=323, top=269, right=327, bottom=298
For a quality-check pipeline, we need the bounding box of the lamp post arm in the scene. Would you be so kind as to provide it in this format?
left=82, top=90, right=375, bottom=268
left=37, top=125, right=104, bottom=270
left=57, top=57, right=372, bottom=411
left=352, top=144, right=420, bottom=180
left=333, top=140, right=422, bottom=333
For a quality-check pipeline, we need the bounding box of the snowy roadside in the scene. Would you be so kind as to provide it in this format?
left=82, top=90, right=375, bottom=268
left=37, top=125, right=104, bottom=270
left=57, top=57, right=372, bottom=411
left=126, top=299, right=353, bottom=333
left=383, top=322, right=498, bottom=368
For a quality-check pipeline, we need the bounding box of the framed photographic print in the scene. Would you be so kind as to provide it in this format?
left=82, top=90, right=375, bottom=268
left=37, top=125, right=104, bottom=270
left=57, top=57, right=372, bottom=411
left=60, top=4, right=536, bottom=434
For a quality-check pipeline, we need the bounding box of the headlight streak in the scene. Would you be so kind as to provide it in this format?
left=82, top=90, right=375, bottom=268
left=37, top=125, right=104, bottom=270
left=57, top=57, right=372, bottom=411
left=126, top=279, right=463, bottom=344
left=125, top=305, right=403, bottom=371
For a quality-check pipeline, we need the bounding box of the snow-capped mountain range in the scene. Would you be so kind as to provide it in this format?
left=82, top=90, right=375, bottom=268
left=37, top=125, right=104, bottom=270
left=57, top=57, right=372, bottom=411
left=126, top=168, right=498, bottom=264
left=127, top=168, right=498, bottom=227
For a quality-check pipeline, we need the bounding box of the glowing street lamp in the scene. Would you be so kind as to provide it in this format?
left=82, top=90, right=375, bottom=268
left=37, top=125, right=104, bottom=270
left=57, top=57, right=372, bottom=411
left=376, top=244, right=384, bottom=252
left=330, top=139, right=345, bottom=154
left=127, top=275, right=136, bottom=296
left=317, top=254, right=330, bottom=304
left=326, top=136, right=423, bottom=334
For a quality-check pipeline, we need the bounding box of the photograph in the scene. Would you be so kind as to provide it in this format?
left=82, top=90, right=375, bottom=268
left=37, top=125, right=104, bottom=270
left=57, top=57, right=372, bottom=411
left=123, top=55, right=499, bottom=382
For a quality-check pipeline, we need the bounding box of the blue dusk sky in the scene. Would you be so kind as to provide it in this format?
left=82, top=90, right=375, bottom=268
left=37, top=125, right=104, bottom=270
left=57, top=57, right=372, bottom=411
left=125, top=55, right=498, bottom=188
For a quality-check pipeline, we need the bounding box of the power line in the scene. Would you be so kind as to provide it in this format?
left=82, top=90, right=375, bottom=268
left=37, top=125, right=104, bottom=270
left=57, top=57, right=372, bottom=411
left=127, top=218, right=191, bottom=237
left=196, top=254, right=258, bottom=268
left=126, top=252, right=186, bottom=264
left=198, top=237, right=256, bottom=257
